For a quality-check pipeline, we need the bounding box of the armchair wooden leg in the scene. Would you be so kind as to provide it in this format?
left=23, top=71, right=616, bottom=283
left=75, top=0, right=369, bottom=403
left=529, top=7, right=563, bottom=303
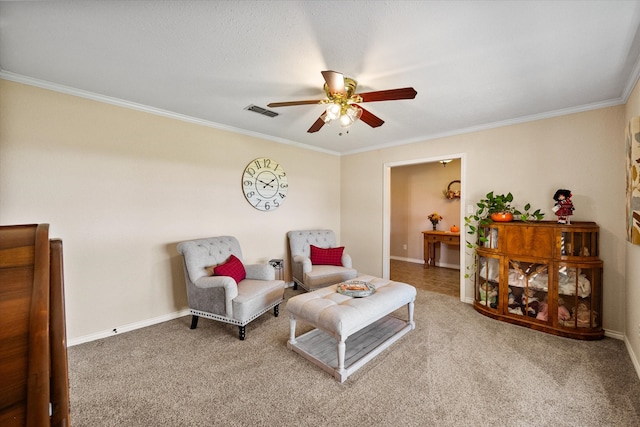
left=274, top=304, right=280, bottom=317
left=190, top=315, right=199, bottom=329
left=238, top=325, right=246, bottom=340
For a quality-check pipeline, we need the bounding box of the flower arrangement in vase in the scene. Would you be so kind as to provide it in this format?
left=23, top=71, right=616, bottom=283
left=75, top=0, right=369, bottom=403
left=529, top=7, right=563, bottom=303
left=428, top=212, right=443, bottom=230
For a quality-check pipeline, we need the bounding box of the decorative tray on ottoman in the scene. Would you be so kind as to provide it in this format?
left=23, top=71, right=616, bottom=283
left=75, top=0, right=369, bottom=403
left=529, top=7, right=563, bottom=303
left=337, top=280, right=375, bottom=297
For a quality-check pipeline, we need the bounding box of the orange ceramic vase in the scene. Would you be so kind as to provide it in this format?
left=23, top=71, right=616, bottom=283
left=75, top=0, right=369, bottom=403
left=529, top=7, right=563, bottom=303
left=490, top=212, right=514, bottom=222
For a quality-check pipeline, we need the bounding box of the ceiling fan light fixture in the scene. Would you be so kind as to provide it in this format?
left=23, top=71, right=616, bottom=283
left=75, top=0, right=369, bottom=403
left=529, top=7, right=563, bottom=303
left=325, top=103, right=341, bottom=121
left=337, top=105, right=362, bottom=128
left=332, top=104, right=359, bottom=128
left=339, top=113, right=353, bottom=128
left=347, top=105, right=362, bottom=120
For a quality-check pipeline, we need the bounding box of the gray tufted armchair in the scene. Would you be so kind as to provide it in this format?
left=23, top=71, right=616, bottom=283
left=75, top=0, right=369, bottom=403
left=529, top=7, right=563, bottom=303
left=177, top=236, right=285, bottom=340
left=287, top=229, right=357, bottom=292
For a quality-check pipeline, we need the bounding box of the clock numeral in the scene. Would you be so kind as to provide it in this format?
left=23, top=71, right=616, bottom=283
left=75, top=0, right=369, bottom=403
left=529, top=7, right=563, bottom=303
left=278, top=172, right=286, bottom=178
left=255, top=158, right=273, bottom=170
left=280, top=183, right=288, bottom=189
left=243, top=180, right=254, bottom=187
left=279, top=193, right=287, bottom=199
left=246, top=191, right=255, bottom=198
left=245, top=167, right=256, bottom=178
left=264, top=201, right=271, bottom=210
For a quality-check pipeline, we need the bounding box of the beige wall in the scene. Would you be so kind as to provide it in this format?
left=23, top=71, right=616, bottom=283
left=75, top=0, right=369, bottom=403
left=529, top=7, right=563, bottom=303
left=390, top=160, right=461, bottom=266
left=342, top=106, right=627, bottom=338
left=0, top=80, right=342, bottom=341
left=624, top=80, right=640, bottom=374
left=1, top=78, right=637, bottom=372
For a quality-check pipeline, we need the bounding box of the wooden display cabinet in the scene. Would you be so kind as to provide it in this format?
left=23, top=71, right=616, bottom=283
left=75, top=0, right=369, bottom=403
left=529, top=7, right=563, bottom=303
left=473, top=221, right=603, bottom=340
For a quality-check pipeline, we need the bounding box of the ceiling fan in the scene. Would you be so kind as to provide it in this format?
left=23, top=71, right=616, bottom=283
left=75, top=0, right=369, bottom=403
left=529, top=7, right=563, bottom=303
left=267, top=70, right=417, bottom=133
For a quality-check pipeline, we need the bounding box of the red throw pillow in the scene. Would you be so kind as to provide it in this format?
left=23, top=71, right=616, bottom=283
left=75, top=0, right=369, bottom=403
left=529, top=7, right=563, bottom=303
left=213, top=254, right=246, bottom=284
left=310, top=245, right=344, bottom=266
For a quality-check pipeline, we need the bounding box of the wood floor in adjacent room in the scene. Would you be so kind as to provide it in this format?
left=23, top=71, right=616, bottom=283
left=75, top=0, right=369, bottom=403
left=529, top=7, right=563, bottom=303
left=389, top=259, right=460, bottom=298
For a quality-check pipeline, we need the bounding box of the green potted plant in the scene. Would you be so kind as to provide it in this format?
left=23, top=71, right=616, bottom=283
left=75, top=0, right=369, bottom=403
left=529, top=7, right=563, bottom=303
left=464, top=191, right=544, bottom=277
left=466, top=191, right=543, bottom=232
left=482, top=191, right=516, bottom=222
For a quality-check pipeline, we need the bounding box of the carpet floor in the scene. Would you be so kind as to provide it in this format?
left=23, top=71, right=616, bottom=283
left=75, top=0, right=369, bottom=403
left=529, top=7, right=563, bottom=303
left=68, top=285, right=640, bottom=426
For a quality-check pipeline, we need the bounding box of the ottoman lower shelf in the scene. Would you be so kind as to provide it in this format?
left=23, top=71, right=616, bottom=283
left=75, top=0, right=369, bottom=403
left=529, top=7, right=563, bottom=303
left=286, top=275, right=417, bottom=383
left=287, top=315, right=412, bottom=382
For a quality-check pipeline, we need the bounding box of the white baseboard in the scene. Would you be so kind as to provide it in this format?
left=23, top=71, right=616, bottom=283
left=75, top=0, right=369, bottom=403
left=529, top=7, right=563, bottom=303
left=67, top=285, right=297, bottom=346
left=624, top=336, right=640, bottom=381
left=461, top=296, right=474, bottom=304
left=390, top=255, right=424, bottom=264
left=604, top=329, right=624, bottom=340
left=67, top=308, right=191, bottom=347
left=390, top=255, right=460, bottom=270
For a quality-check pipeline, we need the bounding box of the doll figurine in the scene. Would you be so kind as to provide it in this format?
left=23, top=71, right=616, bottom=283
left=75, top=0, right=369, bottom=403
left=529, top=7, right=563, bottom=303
left=552, top=189, right=574, bottom=224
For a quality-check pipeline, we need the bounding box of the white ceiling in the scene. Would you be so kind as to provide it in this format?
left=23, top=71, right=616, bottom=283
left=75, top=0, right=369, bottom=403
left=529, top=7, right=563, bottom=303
left=2, top=1, right=640, bottom=155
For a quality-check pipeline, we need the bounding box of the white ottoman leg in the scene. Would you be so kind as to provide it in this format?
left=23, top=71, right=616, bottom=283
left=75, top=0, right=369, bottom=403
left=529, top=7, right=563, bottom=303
left=408, top=300, right=415, bottom=329
left=337, top=337, right=346, bottom=371
left=287, top=315, right=297, bottom=348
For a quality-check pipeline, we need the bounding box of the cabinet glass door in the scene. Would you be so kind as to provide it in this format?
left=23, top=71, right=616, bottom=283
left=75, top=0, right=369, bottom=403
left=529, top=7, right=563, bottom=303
left=478, top=225, right=500, bottom=250
left=475, top=255, right=500, bottom=310
left=506, top=259, right=549, bottom=321
left=559, top=229, right=598, bottom=258
left=556, top=264, right=602, bottom=329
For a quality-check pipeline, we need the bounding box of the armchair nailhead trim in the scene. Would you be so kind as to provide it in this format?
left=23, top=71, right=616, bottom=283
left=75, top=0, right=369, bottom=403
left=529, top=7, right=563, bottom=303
left=190, top=298, right=282, bottom=326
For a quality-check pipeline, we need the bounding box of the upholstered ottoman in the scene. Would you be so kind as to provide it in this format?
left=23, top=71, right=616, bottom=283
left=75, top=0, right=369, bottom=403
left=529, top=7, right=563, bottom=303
left=286, top=275, right=416, bottom=382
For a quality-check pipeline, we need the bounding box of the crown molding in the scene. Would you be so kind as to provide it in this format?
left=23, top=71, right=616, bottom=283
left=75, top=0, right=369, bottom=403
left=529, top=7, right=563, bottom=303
left=3, top=68, right=634, bottom=158
left=0, top=70, right=340, bottom=156
left=342, top=97, right=626, bottom=156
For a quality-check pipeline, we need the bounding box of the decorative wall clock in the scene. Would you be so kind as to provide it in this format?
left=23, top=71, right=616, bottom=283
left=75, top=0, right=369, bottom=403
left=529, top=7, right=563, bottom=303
left=242, top=157, right=288, bottom=211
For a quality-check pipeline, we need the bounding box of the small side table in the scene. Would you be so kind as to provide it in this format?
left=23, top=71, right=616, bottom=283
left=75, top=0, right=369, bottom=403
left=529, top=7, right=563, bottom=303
left=422, top=231, right=460, bottom=268
left=269, top=259, right=284, bottom=281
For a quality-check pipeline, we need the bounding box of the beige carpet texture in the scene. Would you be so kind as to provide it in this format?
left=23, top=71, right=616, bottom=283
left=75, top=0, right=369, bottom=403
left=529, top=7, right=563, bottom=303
left=68, top=287, right=640, bottom=426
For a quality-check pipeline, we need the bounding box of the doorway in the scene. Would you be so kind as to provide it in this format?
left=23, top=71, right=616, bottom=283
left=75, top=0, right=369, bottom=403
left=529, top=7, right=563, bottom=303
left=383, top=154, right=466, bottom=300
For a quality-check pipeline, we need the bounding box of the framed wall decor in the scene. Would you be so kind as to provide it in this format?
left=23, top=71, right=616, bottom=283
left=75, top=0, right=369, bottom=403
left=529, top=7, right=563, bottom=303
left=626, top=116, right=640, bottom=244
left=443, top=180, right=461, bottom=199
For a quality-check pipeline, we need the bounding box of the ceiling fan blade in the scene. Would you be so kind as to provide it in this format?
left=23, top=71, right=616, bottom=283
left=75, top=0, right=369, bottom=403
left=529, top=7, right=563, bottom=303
left=307, top=113, right=327, bottom=133
left=267, top=99, right=324, bottom=108
left=321, top=70, right=346, bottom=97
left=357, top=87, right=417, bottom=103
left=356, top=106, right=385, bottom=128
